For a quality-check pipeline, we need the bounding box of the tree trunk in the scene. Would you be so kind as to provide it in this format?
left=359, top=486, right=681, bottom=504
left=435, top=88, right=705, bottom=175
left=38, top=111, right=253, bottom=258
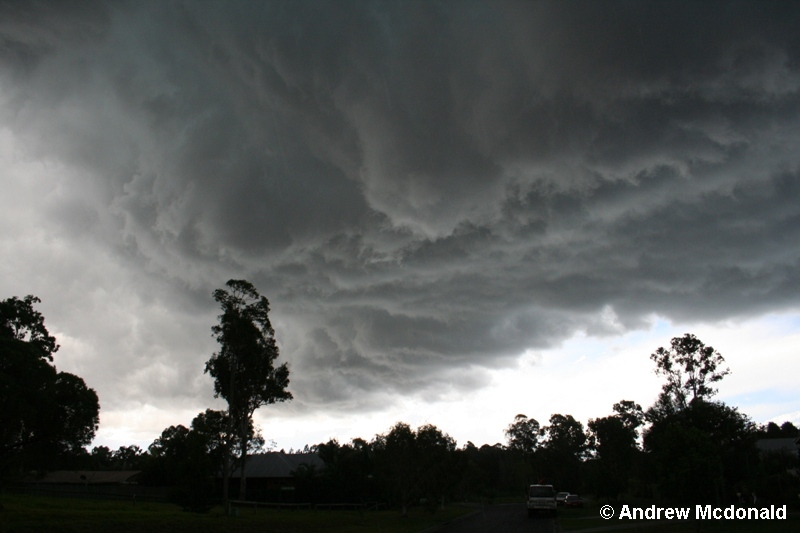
left=238, top=415, right=248, bottom=500
left=222, top=450, right=230, bottom=503
left=223, top=406, right=234, bottom=512
left=224, top=350, right=236, bottom=509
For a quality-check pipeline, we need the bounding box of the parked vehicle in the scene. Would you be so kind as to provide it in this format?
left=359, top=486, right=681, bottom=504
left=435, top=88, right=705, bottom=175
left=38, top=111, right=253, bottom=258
left=564, top=494, right=585, bottom=508
left=556, top=492, right=570, bottom=506
left=527, top=484, right=557, bottom=516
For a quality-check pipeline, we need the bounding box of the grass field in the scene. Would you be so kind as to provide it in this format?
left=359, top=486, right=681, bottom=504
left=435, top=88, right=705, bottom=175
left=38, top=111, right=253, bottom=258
left=0, top=492, right=473, bottom=533
left=3, top=492, right=798, bottom=532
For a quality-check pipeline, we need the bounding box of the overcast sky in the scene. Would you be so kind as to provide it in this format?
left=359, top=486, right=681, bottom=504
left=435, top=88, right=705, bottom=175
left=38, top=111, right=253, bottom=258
left=1, top=0, right=799, bottom=451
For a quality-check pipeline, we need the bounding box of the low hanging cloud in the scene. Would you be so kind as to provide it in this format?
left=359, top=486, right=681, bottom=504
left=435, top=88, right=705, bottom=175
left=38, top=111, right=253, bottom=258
left=1, top=1, right=799, bottom=419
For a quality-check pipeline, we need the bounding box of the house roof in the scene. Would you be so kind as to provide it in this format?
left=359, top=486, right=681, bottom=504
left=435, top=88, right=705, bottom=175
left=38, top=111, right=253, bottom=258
left=230, top=452, right=324, bottom=479
left=755, top=438, right=800, bottom=454
left=23, top=470, right=142, bottom=484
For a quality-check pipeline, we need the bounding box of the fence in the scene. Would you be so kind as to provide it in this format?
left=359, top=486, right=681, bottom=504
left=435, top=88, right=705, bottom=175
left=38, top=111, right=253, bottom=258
left=227, top=500, right=387, bottom=512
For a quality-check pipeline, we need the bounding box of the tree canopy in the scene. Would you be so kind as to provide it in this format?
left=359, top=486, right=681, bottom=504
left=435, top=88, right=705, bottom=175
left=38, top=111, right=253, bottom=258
left=649, top=333, right=730, bottom=413
left=587, top=408, right=640, bottom=500
left=373, top=422, right=457, bottom=516
left=504, top=414, right=541, bottom=455
left=0, top=295, right=59, bottom=360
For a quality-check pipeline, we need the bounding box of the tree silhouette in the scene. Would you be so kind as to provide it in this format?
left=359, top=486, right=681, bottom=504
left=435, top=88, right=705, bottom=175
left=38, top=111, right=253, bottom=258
left=587, top=414, right=638, bottom=500
left=649, top=333, right=729, bottom=413
left=315, top=438, right=376, bottom=504
left=612, top=400, right=644, bottom=437
left=584, top=400, right=644, bottom=500
left=144, top=423, right=216, bottom=511
left=541, top=414, right=587, bottom=491
left=644, top=400, right=756, bottom=504
left=644, top=335, right=756, bottom=504
left=205, top=280, right=292, bottom=502
left=0, top=296, right=59, bottom=360
left=1, top=295, right=99, bottom=476
left=505, top=414, right=541, bottom=455
left=373, top=422, right=456, bottom=516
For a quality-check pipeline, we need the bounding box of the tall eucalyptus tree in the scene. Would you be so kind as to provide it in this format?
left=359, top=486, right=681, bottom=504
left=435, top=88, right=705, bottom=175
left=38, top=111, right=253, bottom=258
left=205, top=280, right=292, bottom=501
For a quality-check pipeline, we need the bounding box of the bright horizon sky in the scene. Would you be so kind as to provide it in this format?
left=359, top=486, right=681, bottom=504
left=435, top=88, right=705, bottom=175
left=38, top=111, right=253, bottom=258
left=2, top=1, right=799, bottom=454
left=89, top=311, right=800, bottom=452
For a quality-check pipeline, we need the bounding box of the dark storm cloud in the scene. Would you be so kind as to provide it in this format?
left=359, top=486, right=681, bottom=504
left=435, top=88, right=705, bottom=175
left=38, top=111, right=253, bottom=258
left=2, top=1, right=800, bottom=413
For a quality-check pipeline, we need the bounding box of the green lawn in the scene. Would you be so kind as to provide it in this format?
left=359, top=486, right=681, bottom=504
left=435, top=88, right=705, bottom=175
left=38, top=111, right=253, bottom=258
left=0, top=492, right=473, bottom=533
left=5, top=493, right=796, bottom=532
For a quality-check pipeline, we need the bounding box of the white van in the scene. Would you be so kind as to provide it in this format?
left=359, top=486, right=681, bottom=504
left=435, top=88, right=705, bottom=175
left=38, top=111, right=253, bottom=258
left=527, top=484, right=557, bottom=516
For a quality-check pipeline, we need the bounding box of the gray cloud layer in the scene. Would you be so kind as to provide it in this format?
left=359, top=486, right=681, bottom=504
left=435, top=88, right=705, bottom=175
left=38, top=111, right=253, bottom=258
left=2, top=1, right=799, bottom=416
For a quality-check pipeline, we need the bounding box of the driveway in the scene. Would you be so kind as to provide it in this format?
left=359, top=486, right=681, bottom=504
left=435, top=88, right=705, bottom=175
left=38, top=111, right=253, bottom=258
left=433, top=503, right=560, bottom=533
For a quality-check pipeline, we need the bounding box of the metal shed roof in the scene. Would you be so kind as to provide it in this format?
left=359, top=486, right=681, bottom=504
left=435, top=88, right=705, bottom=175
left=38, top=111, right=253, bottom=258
left=23, top=470, right=142, bottom=484
left=230, top=452, right=324, bottom=479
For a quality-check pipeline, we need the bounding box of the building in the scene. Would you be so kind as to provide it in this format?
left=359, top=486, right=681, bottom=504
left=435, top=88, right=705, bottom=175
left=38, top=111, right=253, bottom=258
left=755, top=437, right=800, bottom=460
left=19, top=470, right=168, bottom=501
left=227, top=452, right=325, bottom=502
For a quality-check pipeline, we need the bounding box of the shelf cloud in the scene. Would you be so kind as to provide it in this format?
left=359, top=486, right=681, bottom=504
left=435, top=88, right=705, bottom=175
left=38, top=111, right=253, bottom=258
left=2, top=1, right=799, bottom=434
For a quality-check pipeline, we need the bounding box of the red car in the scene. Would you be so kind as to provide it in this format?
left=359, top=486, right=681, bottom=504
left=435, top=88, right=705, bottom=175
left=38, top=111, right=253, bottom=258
left=564, top=494, right=585, bottom=508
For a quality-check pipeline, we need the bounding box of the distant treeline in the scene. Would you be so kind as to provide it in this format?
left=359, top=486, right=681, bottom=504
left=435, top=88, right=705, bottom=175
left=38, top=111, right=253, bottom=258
left=15, top=408, right=800, bottom=514
left=3, top=293, right=799, bottom=514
